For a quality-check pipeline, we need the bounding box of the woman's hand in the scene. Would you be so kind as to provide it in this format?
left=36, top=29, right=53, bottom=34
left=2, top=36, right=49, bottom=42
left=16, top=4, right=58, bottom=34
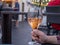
left=31, top=29, right=48, bottom=43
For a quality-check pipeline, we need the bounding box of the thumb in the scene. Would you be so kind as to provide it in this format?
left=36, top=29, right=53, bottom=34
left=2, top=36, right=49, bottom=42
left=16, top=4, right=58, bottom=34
left=32, top=29, right=41, bottom=36
left=33, top=30, right=46, bottom=36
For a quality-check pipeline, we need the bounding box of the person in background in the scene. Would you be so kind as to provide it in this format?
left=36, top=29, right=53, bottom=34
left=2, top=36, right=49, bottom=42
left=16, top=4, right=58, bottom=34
left=0, top=0, right=2, bottom=24
left=32, top=0, right=60, bottom=44
left=0, top=0, right=2, bottom=11
left=13, top=0, right=19, bottom=27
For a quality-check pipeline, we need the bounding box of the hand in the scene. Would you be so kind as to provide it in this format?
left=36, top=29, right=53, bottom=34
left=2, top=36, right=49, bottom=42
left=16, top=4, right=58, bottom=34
left=31, top=29, right=48, bottom=43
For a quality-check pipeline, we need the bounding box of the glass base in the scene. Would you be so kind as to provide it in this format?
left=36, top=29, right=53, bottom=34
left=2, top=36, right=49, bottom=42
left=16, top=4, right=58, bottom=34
left=28, top=41, right=39, bottom=45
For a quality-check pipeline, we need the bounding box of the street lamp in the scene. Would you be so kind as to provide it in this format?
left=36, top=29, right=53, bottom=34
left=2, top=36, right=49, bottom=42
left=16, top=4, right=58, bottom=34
left=39, top=0, right=41, bottom=7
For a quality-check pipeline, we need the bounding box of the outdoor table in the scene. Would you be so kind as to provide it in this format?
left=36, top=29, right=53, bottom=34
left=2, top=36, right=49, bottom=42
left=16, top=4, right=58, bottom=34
left=1, top=7, right=28, bottom=44
left=42, top=6, right=60, bottom=45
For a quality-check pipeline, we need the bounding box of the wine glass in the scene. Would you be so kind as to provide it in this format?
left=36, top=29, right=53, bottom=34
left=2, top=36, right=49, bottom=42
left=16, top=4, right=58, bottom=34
left=28, top=12, right=43, bottom=45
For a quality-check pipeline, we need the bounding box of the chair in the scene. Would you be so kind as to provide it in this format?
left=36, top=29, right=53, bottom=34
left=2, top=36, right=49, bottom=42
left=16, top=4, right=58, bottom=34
left=42, top=6, right=60, bottom=45
left=44, top=6, right=60, bottom=35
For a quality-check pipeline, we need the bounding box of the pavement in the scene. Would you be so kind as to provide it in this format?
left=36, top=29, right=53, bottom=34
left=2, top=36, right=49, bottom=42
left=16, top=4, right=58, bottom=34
left=12, top=21, right=42, bottom=45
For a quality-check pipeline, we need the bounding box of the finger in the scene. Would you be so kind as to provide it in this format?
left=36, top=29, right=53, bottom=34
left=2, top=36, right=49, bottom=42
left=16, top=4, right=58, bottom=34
left=38, top=39, right=45, bottom=43
left=32, top=30, right=40, bottom=35
left=33, top=30, right=46, bottom=37
left=32, top=30, right=39, bottom=35
left=32, top=35, right=39, bottom=41
left=32, top=34, right=44, bottom=43
left=32, top=35, right=36, bottom=41
left=31, top=30, right=41, bottom=39
left=31, top=31, right=37, bottom=37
